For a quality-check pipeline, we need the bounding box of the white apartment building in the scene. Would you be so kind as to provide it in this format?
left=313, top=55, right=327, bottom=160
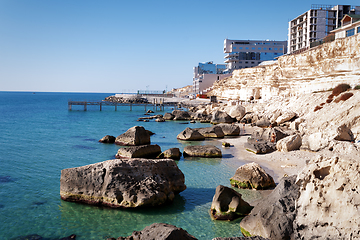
left=193, top=61, right=231, bottom=94
left=288, top=4, right=360, bottom=54
left=224, top=39, right=287, bottom=71
left=332, top=14, right=360, bottom=39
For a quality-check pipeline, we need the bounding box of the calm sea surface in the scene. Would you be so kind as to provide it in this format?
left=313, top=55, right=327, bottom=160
left=0, top=92, right=260, bottom=240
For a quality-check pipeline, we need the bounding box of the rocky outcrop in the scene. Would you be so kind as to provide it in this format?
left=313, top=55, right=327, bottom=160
left=211, top=34, right=360, bottom=101
left=212, top=237, right=269, bottom=240
left=196, top=126, right=225, bottom=138
left=183, top=145, right=222, bottom=158
left=115, top=223, right=197, bottom=240
left=230, top=162, right=275, bottom=190
left=211, top=110, right=234, bottom=124
left=60, top=158, right=186, bottom=208
left=177, top=128, right=205, bottom=141
left=276, top=134, right=302, bottom=152
left=210, top=185, right=253, bottom=220
left=240, top=176, right=299, bottom=239
left=115, top=126, right=151, bottom=146
left=115, top=145, right=162, bottom=159
left=158, top=148, right=182, bottom=160
left=293, top=155, right=360, bottom=239
left=217, top=124, right=241, bottom=136
left=99, top=135, right=116, bottom=143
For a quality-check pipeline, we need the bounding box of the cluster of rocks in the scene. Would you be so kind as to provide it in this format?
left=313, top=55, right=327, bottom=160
left=11, top=234, right=76, bottom=240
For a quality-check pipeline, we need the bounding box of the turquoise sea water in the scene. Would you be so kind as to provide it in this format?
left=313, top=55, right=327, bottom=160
left=0, top=92, right=260, bottom=240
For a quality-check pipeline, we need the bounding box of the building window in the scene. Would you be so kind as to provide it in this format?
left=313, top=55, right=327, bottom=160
left=233, top=47, right=236, bottom=49
left=239, top=47, right=243, bottom=49
left=269, top=48, right=272, bottom=50
left=263, top=48, right=267, bottom=50
left=357, top=27, right=360, bottom=34
left=279, top=48, right=283, bottom=51
left=245, top=61, right=248, bottom=64
left=346, top=28, right=355, bottom=37
left=274, top=48, right=277, bottom=50
left=258, top=48, right=261, bottom=50
left=251, top=61, right=255, bottom=64
left=246, top=47, right=249, bottom=50
left=252, top=47, right=255, bottom=50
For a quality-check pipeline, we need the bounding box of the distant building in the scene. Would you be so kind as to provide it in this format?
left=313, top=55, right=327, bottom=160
left=193, top=61, right=231, bottom=94
left=331, top=14, right=360, bottom=39
left=223, top=39, right=287, bottom=71
left=288, top=4, right=360, bottom=54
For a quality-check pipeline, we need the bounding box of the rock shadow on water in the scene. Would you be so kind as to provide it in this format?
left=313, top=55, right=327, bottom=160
left=182, top=157, right=222, bottom=166
left=0, top=175, right=16, bottom=183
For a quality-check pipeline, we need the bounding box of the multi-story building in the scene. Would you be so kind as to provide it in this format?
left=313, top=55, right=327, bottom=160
left=193, top=61, right=231, bottom=94
left=288, top=4, right=360, bottom=54
left=332, top=14, right=360, bottom=39
left=223, top=39, right=287, bottom=71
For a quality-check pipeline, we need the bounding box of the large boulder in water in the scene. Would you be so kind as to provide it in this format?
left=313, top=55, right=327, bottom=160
left=195, top=126, right=225, bottom=138
left=211, top=110, right=234, bottom=124
left=115, top=144, right=162, bottom=159
left=172, top=110, right=191, bottom=120
left=115, top=126, right=150, bottom=146
left=116, top=223, right=197, bottom=240
left=157, top=148, right=182, bottom=160
left=230, top=162, right=275, bottom=190
left=60, top=158, right=186, bottom=208
left=177, top=127, right=205, bottom=141
left=240, top=176, right=299, bottom=239
left=163, top=112, right=175, bottom=120
left=210, top=185, right=253, bottom=221
left=183, top=145, right=222, bottom=158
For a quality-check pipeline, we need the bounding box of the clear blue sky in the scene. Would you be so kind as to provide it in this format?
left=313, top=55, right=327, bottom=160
left=1, top=0, right=359, bottom=93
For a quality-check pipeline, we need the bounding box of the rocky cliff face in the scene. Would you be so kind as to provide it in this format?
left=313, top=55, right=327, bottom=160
left=211, top=34, right=360, bottom=101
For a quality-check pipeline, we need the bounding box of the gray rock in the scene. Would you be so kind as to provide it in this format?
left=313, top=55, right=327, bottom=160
left=177, top=127, right=205, bottom=141
left=276, top=111, right=297, bottom=124
left=117, top=223, right=197, bottom=240
left=255, top=118, right=271, bottom=128
left=230, top=162, right=275, bottom=190
left=115, top=144, right=162, bottom=159
left=115, top=126, right=150, bottom=146
left=244, top=138, right=276, bottom=154
left=195, top=126, right=225, bottom=138
left=172, top=110, right=191, bottom=120
left=163, top=112, right=175, bottom=120
left=158, top=148, right=182, bottom=160
left=211, top=110, right=234, bottom=124
left=60, top=158, right=186, bottom=208
left=216, top=123, right=241, bottom=136
left=155, top=117, right=165, bottom=122
left=276, top=134, right=302, bottom=152
left=183, top=145, right=222, bottom=158
left=210, top=185, right=253, bottom=221
left=240, top=176, right=299, bottom=239
left=251, top=126, right=293, bottom=143
left=99, top=135, right=116, bottom=143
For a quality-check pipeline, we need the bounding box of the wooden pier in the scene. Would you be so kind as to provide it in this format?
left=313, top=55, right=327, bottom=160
left=68, top=100, right=174, bottom=111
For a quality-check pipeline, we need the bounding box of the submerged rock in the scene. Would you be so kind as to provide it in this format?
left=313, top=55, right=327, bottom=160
left=115, top=126, right=150, bottom=146
left=60, top=158, right=186, bottom=208
left=183, top=145, right=222, bottom=158
left=116, top=223, right=197, bottom=240
left=210, top=185, right=253, bottom=221
left=230, top=162, right=275, bottom=190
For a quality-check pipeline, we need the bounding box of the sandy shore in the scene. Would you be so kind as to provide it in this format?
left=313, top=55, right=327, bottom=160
left=218, top=124, right=317, bottom=183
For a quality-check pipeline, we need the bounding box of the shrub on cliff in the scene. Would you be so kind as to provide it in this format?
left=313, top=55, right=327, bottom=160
left=332, top=84, right=351, bottom=96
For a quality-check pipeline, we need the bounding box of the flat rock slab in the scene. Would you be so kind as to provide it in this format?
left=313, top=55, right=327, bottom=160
left=115, top=144, right=162, bottom=159
left=183, top=145, right=222, bottom=158
left=195, top=126, right=225, bottom=138
left=244, top=139, right=276, bottom=154
left=60, top=158, right=186, bottom=208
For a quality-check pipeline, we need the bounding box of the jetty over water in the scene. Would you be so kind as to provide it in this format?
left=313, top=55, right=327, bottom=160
left=68, top=99, right=177, bottom=111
